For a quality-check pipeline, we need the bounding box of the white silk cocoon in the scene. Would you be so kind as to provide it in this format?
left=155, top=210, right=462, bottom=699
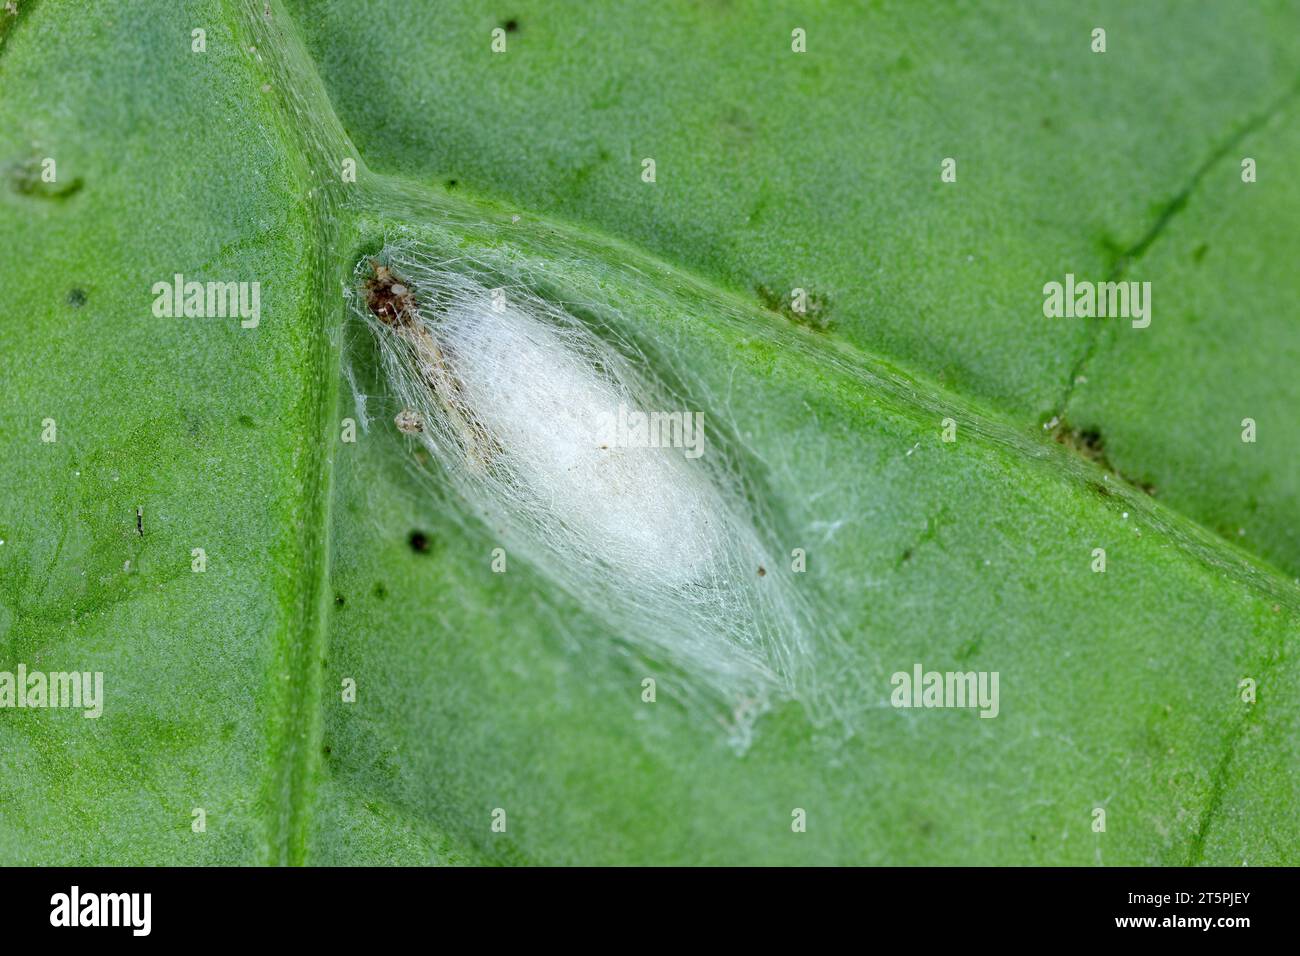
left=349, top=244, right=824, bottom=742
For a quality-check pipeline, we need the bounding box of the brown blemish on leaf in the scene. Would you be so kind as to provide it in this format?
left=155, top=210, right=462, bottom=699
left=1055, top=425, right=1107, bottom=465
left=755, top=282, right=832, bottom=332
left=1054, top=421, right=1156, bottom=496
left=6, top=160, right=83, bottom=200
left=1088, top=480, right=1112, bottom=498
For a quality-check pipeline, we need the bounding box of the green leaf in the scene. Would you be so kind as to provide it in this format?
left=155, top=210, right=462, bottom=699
left=291, top=0, right=1300, bottom=575
left=1, top=0, right=1296, bottom=865
left=0, top=0, right=323, bottom=863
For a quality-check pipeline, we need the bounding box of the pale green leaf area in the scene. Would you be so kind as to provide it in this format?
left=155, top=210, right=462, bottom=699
left=0, top=1, right=322, bottom=863
left=1, top=0, right=1297, bottom=866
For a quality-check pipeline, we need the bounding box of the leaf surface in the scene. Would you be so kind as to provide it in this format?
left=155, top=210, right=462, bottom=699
left=1, top=0, right=1296, bottom=865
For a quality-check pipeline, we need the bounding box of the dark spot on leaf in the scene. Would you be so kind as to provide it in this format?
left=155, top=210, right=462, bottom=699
left=1192, top=242, right=1209, bottom=263
left=896, top=508, right=947, bottom=569
left=503, top=18, right=519, bottom=32
left=408, top=530, right=432, bottom=554
left=757, top=565, right=766, bottom=577
left=6, top=158, right=84, bottom=200
left=238, top=414, right=255, bottom=428
left=1088, top=480, right=1112, bottom=498
left=373, top=582, right=388, bottom=599
left=754, top=284, right=781, bottom=312
left=1054, top=423, right=1111, bottom=474
left=322, top=745, right=332, bottom=756
left=445, top=178, right=458, bottom=189
left=67, top=288, right=86, bottom=307
left=334, top=594, right=345, bottom=607
left=1054, top=421, right=1156, bottom=495
left=754, top=282, right=832, bottom=332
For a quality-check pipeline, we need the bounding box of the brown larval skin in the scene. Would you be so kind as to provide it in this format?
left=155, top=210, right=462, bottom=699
left=363, top=260, right=497, bottom=468
left=363, top=260, right=418, bottom=328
